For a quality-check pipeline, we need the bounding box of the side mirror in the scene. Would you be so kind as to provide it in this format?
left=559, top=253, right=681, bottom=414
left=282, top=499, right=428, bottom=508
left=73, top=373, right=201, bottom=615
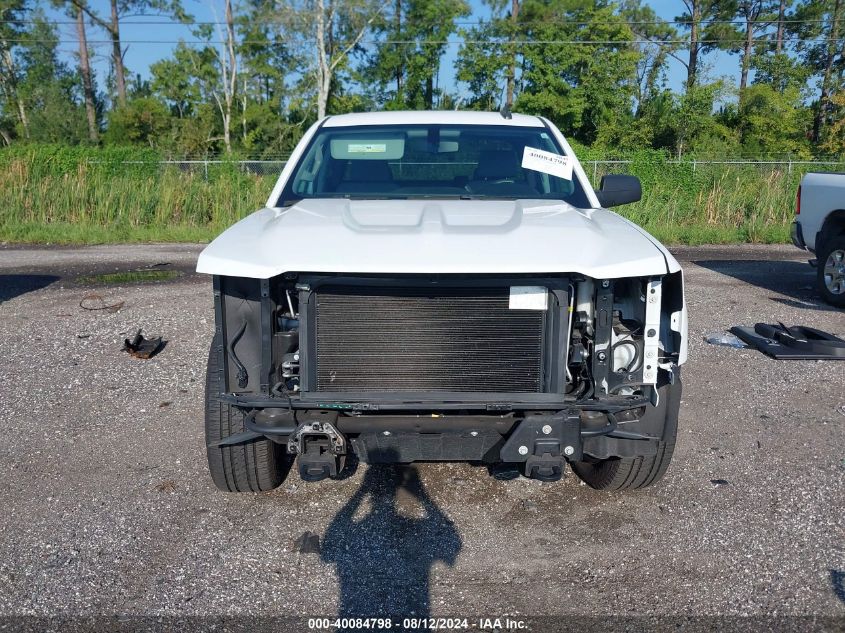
left=595, top=174, right=641, bottom=207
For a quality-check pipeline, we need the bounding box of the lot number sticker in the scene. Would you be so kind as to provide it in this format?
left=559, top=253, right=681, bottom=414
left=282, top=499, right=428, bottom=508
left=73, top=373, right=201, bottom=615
left=521, top=146, right=573, bottom=180
left=509, top=286, right=548, bottom=310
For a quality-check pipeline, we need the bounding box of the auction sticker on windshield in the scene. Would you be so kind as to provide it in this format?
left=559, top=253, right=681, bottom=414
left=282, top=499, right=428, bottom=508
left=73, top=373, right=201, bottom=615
left=348, top=143, right=387, bottom=153
left=521, top=146, right=573, bottom=180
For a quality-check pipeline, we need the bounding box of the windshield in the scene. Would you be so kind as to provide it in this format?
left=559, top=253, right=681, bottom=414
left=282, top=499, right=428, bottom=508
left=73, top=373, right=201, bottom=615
left=278, top=124, right=591, bottom=207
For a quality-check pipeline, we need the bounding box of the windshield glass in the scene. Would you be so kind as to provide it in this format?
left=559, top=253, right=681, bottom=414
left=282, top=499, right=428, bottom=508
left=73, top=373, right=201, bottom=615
left=278, top=124, right=591, bottom=207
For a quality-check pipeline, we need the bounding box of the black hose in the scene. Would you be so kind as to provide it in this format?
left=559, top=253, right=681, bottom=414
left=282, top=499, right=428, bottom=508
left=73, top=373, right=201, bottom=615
left=611, top=339, right=641, bottom=372
left=227, top=321, right=249, bottom=388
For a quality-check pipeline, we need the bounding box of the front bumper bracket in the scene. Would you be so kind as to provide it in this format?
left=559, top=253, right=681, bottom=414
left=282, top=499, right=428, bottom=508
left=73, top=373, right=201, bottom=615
left=500, top=410, right=582, bottom=481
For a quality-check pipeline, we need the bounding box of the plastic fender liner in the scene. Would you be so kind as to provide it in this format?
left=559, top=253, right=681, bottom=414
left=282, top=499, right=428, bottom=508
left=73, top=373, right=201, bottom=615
left=581, top=374, right=681, bottom=460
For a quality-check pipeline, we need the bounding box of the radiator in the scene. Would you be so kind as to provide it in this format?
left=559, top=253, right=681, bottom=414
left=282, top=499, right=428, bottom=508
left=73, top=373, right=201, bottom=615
left=312, top=286, right=546, bottom=393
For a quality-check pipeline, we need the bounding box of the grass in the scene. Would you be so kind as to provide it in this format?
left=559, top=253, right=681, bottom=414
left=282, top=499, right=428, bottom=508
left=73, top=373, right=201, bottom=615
left=0, top=144, right=823, bottom=246
left=75, top=269, right=183, bottom=285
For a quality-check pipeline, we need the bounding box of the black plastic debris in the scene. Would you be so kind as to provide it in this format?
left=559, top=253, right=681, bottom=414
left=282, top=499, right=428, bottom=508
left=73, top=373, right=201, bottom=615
left=293, top=531, right=320, bottom=554
left=730, top=323, right=845, bottom=360
left=710, top=479, right=730, bottom=486
left=123, top=329, right=163, bottom=359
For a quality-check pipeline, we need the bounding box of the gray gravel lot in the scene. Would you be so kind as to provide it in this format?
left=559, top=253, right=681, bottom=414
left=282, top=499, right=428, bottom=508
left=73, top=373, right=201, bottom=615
left=0, top=244, right=843, bottom=628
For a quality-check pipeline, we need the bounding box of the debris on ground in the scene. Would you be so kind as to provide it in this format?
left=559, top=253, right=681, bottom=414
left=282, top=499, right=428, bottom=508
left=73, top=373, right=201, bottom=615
left=293, top=531, right=320, bottom=554
left=123, top=330, right=163, bottom=359
left=520, top=499, right=539, bottom=512
left=79, top=294, right=124, bottom=312
left=154, top=480, right=176, bottom=493
left=710, top=479, right=730, bottom=486
left=731, top=323, right=845, bottom=360
left=159, top=401, right=172, bottom=408
left=703, top=332, right=749, bottom=348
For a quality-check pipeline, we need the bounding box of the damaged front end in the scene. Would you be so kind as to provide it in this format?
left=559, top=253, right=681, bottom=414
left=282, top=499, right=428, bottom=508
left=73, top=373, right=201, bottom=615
left=209, top=270, right=686, bottom=483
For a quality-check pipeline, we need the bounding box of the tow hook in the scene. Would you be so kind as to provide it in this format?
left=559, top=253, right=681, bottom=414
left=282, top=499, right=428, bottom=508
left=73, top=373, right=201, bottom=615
left=287, top=420, right=346, bottom=482
left=500, top=411, right=582, bottom=481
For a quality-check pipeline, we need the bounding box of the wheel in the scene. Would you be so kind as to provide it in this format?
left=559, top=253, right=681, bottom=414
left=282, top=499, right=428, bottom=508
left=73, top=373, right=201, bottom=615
left=817, top=234, right=845, bottom=308
left=572, top=378, right=680, bottom=491
left=204, top=334, right=289, bottom=492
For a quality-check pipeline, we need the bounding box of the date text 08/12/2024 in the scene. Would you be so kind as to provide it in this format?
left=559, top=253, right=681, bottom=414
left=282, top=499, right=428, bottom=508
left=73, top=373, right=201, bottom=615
left=307, top=617, right=529, bottom=630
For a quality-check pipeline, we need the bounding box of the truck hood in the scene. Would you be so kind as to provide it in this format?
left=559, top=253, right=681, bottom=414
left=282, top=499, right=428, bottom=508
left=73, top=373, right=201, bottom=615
left=196, top=198, right=679, bottom=279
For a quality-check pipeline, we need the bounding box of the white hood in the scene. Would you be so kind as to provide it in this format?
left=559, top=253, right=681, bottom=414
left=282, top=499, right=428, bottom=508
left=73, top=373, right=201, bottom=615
left=196, top=199, right=679, bottom=279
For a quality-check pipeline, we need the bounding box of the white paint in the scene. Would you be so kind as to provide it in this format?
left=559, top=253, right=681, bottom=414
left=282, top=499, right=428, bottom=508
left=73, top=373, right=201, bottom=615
left=196, top=198, right=675, bottom=279
left=509, top=286, right=548, bottom=310
left=521, top=146, right=573, bottom=180
left=199, top=111, right=688, bottom=366
left=642, top=278, right=662, bottom=385
left=795, top=171, right=845, bottom=252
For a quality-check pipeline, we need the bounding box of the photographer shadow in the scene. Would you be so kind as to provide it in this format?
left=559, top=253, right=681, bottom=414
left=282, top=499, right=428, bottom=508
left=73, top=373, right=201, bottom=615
left=321, top=450, right=461, bottom=628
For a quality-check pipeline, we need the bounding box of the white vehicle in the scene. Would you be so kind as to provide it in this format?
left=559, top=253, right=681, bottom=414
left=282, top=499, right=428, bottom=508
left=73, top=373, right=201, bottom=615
left=792, top=172, right=845, bottom=306
left=197, top=111, right=688, bottom=492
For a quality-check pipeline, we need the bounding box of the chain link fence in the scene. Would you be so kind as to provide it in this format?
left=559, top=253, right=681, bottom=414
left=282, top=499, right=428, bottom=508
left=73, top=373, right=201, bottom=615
left=144, top=158, right=845, bottom=181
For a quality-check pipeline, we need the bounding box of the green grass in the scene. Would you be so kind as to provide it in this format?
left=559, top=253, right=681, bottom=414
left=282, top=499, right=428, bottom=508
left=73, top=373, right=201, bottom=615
left=75, top=269, right=183, bottom=285
left=0, top=144, right=823, bottom=246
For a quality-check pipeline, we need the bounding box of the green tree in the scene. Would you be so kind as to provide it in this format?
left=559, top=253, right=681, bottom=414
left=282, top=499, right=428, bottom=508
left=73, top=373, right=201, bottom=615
left=792, top=0, right=844, bottom=142
left=150, top=46, right=201, bottom=119
left=0, top=0, right=31, bottom=141
left=455, top=2, right=513, bottom=111
left=14, top=13, right=89, bottom=143
left=104, top=97, right=172, bottom=146
left=73, top=0, right=189, bottom=107
left=367, top=0, right=470, bottom=109
left=735, top=83, right=812, bottom=155
left=514, top=0, right=641, bottom=145
left=277, top=0, right=382, bottom=119
left=675, top=0, right=739, bottom=88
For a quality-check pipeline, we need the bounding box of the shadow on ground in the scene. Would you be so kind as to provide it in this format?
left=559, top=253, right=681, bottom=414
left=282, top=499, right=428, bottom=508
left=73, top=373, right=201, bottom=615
left=692, top=259, right=838, bottom=312
left=0, top=274, right=60, bottom=303
left=321, top=454, right=461, bottom=629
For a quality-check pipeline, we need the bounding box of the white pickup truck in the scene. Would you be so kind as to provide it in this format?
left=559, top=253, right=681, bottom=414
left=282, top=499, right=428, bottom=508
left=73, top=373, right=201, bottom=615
left=197, top=110, right=688, bottom=493
left=792, top=172, right=845, bottom=307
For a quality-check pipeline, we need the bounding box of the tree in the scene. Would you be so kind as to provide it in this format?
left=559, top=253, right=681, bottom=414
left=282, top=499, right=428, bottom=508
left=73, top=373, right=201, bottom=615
left=15, top=13, right=88, bottom=143
left=675, top=0, right=738, bottom=89
left=820, top=91, right=845, bottom=153
left=0, top=0, right=31, bottom=140
left=366, top=0, right=469, bottom=109
left=733, top=0, right=777, bottom=93
left=73, top=0, right=188, bottom=107
left=277, top=0, right=382, bottom=118
left=676, top=80, right=738, bottom=155
left=619, top=0, right=679, bottom=115
left=455, top=2, right=514, bottom=110
left=735, top=83, right=812, bottom=154
left=74, top=3, right=99, bottom=142
left=104, top=96, right=171, bottom=145
left=514, top=0, right=641, bottom=145
left=151, top=43, right=228, bottom=152
left=150, top=47, right=201, bottom=119
left=792, top=0, right=844, bottom=142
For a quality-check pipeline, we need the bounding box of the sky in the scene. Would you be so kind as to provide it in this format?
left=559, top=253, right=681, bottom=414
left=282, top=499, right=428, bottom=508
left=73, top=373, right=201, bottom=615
left=43, top=0, right=741, bottom=105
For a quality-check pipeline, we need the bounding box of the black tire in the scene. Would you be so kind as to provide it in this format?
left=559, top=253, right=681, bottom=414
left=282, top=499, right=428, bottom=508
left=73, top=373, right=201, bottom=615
left=572, top=381, right=680, bottom=491
left=816, top=234, right=845, bottom=308
left=205, top=335, right=289, bottom=492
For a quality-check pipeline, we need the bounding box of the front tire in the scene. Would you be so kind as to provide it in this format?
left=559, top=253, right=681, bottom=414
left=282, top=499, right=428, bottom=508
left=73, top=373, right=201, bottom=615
left=817, top=234, right=845, bottom=308
left=572, top=377, right=680, bottom=491
left=204, top=335, right=289, bottom=492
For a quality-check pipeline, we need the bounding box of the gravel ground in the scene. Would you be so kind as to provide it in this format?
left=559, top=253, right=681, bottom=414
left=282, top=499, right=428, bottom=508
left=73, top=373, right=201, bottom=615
left=0, top=244, right=843, bottom=630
